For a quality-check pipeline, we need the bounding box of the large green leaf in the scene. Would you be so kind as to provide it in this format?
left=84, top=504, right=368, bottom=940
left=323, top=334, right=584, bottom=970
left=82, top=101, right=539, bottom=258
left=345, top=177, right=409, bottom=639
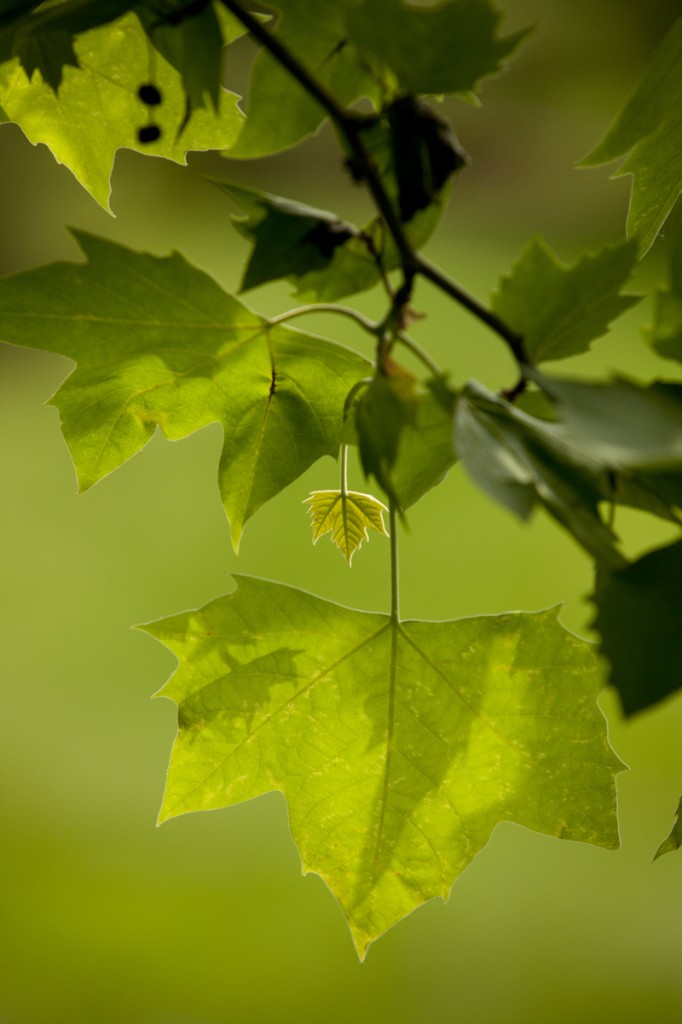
left=226, top=0, right=382, bottom=158
left=491, top=238, right=639, bottom=364
left=581, top=17, right=682, bottom=253
left=592, top=539, right=682, bottom=715
left=455, top=381, right=625, bottom=567
left=143, top=575, right=623, bottom=956
left=343, top=0, right=527, bottom=97
left=0, top=232, right=369, bottom=549
left=0, top=9, right=245, bottom=209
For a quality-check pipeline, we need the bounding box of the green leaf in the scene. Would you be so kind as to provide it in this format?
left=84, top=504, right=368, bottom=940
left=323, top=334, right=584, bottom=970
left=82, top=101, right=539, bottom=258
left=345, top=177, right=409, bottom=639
left=355, top=374, right=419, bottom=504
left=455, top=381, right=625, bottom=567
left=212, top=182, right=359, bottom=293
left=389, top=378, right=458, bottom=509
left=143, top=575, right=623, bottom=956
left=343, top=0, right=528, bottom=97
left=226, top=0, right=382, bottom=159
left=0, top=231, right=369, bottom=549
left=491, top=237, right=639, bottom=364
left=581, top=17, right=682, bottom=253
left=137, top=1, right=229, bottom=112
left=1, top=0, right=135, bottom=90
left=537, top=375, right=682, bottom=469
left=647, top=222, right=682, bottom=364
left=0, top=9, right=245, bottom=209
left=654, top=796, right=682, bottom=860
left=304, top=489, right=388, bottom=564
left=592, top=539, right=682, bottom=715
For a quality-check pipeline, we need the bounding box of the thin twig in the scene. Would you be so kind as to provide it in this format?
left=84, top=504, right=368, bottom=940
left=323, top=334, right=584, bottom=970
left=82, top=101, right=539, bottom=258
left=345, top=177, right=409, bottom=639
left=268, top=303, right=378, bottom=335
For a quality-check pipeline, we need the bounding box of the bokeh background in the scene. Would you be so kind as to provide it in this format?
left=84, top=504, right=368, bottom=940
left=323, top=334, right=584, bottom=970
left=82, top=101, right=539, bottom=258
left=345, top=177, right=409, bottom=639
left=1, top=1, right=681, bottom=1021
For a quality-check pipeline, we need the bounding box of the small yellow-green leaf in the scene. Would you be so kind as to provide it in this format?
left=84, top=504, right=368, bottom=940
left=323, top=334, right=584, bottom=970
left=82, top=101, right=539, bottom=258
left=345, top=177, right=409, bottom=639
left=304, top=489, right=388, bottom=564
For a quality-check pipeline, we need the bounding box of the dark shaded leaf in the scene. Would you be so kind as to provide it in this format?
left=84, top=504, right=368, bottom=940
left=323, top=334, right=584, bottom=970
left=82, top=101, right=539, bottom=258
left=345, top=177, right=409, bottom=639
left=592, top=539, right=682, bottom=714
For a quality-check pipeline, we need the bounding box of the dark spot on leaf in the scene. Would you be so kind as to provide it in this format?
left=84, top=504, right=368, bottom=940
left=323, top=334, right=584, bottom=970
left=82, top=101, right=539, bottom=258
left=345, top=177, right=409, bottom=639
left=137, top=124, right=162, bottom=144
left=303, top=220, right=355, bottom=259
left=138, top=83, right=163, bottom=106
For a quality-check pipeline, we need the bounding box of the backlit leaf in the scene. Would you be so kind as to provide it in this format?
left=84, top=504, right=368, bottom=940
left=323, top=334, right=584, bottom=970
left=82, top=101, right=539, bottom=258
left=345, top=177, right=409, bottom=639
left=304, top=489, right=388, bottom=564
left=143, top=575, right=624, bottom=956
left=0, top=9, right=245, bottom=209
left=491, top=237, right=639, bottom=364
left=0, top=232, right=369, bottom=549
left=581, top=17, right=682, bottom=253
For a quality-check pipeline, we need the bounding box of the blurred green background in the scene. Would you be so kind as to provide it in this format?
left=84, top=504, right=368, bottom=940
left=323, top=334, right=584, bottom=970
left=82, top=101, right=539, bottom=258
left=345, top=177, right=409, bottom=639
left=1, top=2, right=681, bottom=1021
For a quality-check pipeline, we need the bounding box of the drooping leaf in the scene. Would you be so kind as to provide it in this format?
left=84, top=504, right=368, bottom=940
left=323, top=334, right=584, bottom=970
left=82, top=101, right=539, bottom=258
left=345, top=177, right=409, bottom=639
left=304, top=489, right=388, bottom=564
left=0, top=9, right=246, bottom=209
left=536, top=375, right=682, bottom=468
left=0, top=232, right=369, bottom=549
left=647, top=220, right=682, bottom=364
left=212, top=182, right=359, bottom=293
left=581, top=17, right=682, bottom=253
left=143, top=575, right=624, bottom=956
left=654, top=796, right=682, bottom=860
left=455, top=381, right=625, bottom=568
left=592, top=539, right=682, bottom=715
left=389, top=377, right=458, bottom=509
left=343, top=0, right=528, bottom=97
left=491, top=237, right=639, bottom=364
left=355, top=373, right=419, bottom=504
left=226, top=0, right=382, bottom=159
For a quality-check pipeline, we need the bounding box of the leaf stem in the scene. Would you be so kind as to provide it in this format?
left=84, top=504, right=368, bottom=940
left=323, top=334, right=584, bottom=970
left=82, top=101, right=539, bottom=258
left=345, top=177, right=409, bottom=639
left=268, top=303, right=378, bottom=336
left=389, top=500, right=400, bottom=624
left=396, top=331, right=442, bottom=376
left=340, top=444, right=349, bottom=496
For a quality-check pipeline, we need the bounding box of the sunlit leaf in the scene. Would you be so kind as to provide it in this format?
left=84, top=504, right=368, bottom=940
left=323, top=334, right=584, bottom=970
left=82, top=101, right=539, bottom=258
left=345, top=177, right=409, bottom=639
left=492, top=238, right=639, bottom=364
left=0, top=232, right=369, bottom=549
left=0, top=9, right=246, bottom=209
left=143, top=575, right=623, bottom=956
left=304, top=489, right=388, bottom=564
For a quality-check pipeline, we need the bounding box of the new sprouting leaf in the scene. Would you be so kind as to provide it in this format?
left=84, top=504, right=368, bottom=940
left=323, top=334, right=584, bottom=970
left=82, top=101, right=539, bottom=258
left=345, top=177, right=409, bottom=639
left=304, top=489, right=388, bottom=564
left=143, top=575, right=623, bottom=956
left=654, top=796, right=682, bottom=860
left=226, top=0, right=382, bottom=159
left=581, top=17, right=682, bottom=253
left=0, top=232, right=369, bottom=549
left=343, top=0, right=528, bottom=97
left=0, top=9, right=245, bottom=209
left=491, top=238, right=639, bottom=364
left=592, top=539, right=682, bottom=715
left=647, top=222, right=682, bottom=364
left=455, top=381, right=625, bottom=568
